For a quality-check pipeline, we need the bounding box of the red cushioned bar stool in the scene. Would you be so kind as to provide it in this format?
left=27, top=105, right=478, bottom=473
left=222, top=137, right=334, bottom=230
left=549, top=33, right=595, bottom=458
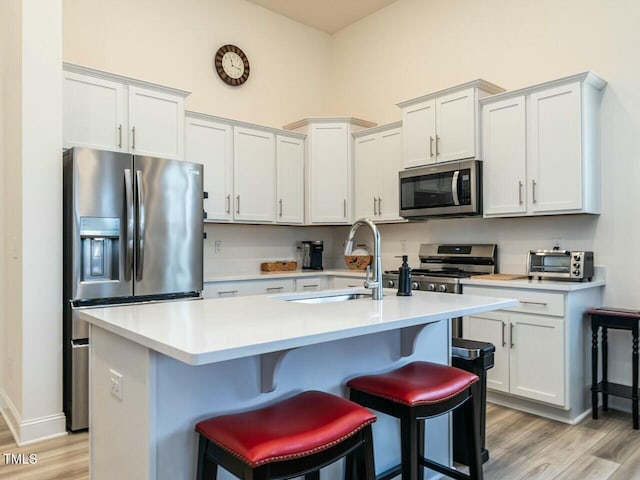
left=195, top=390, right=377, bottom=480
left=346, top=362, right=482, bottom=480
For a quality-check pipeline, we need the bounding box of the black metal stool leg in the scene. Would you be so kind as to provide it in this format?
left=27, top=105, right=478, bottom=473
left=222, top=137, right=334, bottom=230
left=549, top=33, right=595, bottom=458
left=362, top=426, right=376, bottom=480
left=603, top=327, right=609, bottom=411
left=401, top=413, right=419, bottom=480
left=196, top=437, right=218, bottom=480
left=591, top=322, right=599, bottom=420
left=464, top=392, right=483, bottom=480
left=416, top=419, right=425, bottom=480
left=633, top=325, right=639, bottom=430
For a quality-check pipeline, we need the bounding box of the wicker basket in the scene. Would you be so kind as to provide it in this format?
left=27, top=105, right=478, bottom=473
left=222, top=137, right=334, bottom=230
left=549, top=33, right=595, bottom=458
left=260, top=261, right=297, bottom=272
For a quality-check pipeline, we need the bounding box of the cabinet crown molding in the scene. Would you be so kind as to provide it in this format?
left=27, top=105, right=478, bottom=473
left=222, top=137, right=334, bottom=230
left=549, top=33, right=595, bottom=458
left=63, top=62, right=191, bottom=98
left=282, top=117, right=377, bottom=131
left=479, top=71, right=607, bottom=105
left=397, top=79, right=504, bottom=108
left=185, top=110, right=306, bottom=139
left=352, top=121, right=402, bottom=138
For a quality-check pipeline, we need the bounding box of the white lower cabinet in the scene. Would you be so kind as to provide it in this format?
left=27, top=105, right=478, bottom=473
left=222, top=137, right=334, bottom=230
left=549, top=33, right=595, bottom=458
left=295, top=277, right=329, bottom=292
left=203, top=279, right=294, bottom=299
left=462, top=282, right=606, bottom=423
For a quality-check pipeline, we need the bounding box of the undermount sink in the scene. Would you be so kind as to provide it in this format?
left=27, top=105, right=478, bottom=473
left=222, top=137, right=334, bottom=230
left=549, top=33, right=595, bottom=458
left=286, top=293, right=372, bottom=304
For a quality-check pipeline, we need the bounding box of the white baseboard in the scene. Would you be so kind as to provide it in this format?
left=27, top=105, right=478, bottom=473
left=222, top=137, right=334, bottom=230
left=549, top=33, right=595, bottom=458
left=0, top=389, right=67, bottom=446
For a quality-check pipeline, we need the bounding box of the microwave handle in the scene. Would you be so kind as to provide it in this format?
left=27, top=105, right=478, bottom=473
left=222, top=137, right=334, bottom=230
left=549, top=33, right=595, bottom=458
left=451, top=170, right=460, bottom=206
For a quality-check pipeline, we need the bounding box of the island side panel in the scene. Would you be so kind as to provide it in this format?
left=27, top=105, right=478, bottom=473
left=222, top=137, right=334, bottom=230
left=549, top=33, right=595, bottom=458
left=90, top=325, right=157, bottom=480
left=153, top=319, right=450, bottom=480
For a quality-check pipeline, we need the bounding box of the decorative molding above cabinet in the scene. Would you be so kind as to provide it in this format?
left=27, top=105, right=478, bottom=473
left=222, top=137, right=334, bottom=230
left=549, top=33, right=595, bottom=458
left=397, top=79, right=504, bottom=169
left=353, top=122, right=405, bottom=223
left=283, top=117, right=376, bottom=225
left=184, top=111, right=305, bottom=225
left=480, top=72, right=606, bottom=218
left=63, top=63, right=189, bottom=160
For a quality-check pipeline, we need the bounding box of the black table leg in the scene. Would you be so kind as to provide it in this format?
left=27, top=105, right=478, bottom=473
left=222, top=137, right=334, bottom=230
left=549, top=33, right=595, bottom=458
left=603, top=327, right=609, bottom=411
left=633, top=324, right=639, bottom=430
left=592, top=321, right=599, bottom=420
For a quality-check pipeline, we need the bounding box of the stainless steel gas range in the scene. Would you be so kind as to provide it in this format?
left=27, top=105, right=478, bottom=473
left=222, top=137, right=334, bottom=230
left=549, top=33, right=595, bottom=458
left=383, top=244, right=497, bottom=335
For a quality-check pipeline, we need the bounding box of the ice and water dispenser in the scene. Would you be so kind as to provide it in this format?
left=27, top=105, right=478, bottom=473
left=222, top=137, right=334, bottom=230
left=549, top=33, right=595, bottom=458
left=79, top=217, right=120, bottom=283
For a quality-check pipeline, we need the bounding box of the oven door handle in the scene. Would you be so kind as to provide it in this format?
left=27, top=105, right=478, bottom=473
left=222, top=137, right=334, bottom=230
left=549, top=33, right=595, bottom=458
left=451, top=170, right=460, bottom=206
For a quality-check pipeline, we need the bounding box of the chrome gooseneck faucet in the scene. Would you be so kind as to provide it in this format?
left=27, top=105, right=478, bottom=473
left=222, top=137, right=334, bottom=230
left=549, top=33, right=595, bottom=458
left=344, top=218, right=382, bottom=300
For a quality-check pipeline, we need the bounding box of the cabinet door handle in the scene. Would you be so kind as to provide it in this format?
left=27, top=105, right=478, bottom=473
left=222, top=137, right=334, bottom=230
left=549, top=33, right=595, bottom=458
left=510, top=322, right=515, bottom=348
left=373, top=198, right=378, bottom=215
left=518, top=181, right=523, bottom=205
left=519, top=300, right=548, bottom=306
left=303, top=284, right=319, bottom=288
left=279, top=199, right=283, bottom=217
left=236, top=195, right=240, bottom=215
left=131, top=126, right=136, bottom=150
left=435, top=135, right=440, bottom=156
left=226, top=194, right=231, bottom=214
left=217, top=290, right=238, bottom=295
left=378, top=197, right=382, bottom=215
left=430, top=136, right=434, bottom=157
left=118, top=124, right=122, bottom=148
left=343, top=199, right=347, bottom=218
left=502, top=321, right=506, bottom=347
left=532, top=179, right=537, bottom=204
left=266, top=286, right=284, bottom=291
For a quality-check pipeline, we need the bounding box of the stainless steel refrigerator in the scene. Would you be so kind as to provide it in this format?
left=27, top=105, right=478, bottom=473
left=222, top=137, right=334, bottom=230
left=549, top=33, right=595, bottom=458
left=63, top=147, right=203, bottom=431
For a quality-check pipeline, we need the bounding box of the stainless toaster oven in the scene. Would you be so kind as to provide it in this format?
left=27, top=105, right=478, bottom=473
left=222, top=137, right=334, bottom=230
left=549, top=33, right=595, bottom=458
left=527, top=249, right=594, bottom=281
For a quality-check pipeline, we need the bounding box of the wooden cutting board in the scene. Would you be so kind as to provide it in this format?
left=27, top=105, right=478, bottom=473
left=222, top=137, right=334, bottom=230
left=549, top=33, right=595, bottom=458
left=470, top=273, right=528, bottom=280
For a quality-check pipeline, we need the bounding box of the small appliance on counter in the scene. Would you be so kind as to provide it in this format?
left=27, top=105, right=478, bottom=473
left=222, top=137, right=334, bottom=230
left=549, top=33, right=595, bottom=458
left=300, top=240, right=324, bottom=270
left=527, top=248, right=594, bottom=281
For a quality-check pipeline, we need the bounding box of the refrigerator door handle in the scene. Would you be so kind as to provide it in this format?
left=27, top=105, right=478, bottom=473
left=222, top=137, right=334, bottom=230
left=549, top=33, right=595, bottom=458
left=124, top=169, right=134, bottom=281
left=136, top=170, right=145, bottom=281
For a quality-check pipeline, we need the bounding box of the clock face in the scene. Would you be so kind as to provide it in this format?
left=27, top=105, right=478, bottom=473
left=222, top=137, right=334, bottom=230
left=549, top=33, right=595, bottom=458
left=214, top=45, right=250, bottom=86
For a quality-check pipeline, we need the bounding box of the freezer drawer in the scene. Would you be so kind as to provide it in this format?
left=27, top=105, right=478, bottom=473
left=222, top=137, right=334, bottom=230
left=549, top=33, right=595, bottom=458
left=69, top=341, right=89, bottom=431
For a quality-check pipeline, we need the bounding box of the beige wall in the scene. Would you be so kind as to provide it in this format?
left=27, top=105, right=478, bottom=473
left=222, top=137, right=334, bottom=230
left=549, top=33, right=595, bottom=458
left=62, top=0, right=334, bottom=127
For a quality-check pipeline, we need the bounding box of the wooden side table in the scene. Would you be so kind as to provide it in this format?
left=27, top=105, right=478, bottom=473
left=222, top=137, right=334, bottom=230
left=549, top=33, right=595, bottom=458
left=588, top=307, right=640, bottom=430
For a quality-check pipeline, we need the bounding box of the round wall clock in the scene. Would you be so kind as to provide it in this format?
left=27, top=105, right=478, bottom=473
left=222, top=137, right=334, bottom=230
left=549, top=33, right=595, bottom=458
left=214, top=44, right=250, bottom=86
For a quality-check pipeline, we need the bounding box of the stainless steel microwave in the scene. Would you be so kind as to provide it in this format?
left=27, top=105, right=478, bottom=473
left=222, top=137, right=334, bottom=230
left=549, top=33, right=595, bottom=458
left=399, top=160, right=482, bottom=219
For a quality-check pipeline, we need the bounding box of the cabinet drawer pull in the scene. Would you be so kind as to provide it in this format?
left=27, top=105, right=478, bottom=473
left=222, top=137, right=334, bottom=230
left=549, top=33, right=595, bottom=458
left=510, top=322, right=515, bottom=348
left=518, top=181, right=523, bottom=205
left=303, top=284, right=319, bottom=288
left=343, top=199, right=347, bottom=218
left=430, top=136, right=434, bottom=157
left=373, top=197, right=377, bottom=215
left=502, top=321, right=506, bottom=347
left=236, top=195, right=240, bottom=215
left=131, top=126, right=136, bottom=150
left=118, top=124, right=122, bottom=148
left=266, top=286, right=284, bottom=291
left=435, top=135, right=440, bottom=156
left=279, top=199, right=283, bottom=217
left=226, top=194, right=231, bottom=214
left=217, top=290, right=238, bottom=295
left=378, top=197, right=382, bottom=215
left=519, top=300, right=548, bottom=306
left=532, top=179, right=537, bottom=204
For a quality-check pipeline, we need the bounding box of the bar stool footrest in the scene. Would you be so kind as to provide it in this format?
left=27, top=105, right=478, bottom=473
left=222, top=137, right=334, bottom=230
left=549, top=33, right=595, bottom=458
left=592, top=381, right=640, bottom=400
left=420, top=457, right=472, bottom=480
left=375, top=464, right=401, bottom=480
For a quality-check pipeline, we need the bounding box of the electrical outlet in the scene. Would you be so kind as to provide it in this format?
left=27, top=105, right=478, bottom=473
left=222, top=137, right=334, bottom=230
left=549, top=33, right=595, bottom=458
left=214, top=240, right=222, bottom=255
left=400, top=240, right=407, bottom=253
left=551, top=237, right=563, bottom=249
left=109, top=369, right=123, bottom=401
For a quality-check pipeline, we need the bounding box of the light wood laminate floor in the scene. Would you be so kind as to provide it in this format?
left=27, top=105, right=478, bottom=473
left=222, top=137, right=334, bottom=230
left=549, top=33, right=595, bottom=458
left=0, top=404, right=639, bottom=479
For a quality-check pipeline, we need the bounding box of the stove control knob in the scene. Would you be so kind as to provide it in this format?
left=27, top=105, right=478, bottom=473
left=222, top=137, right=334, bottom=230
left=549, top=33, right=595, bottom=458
left=412, top=282, right=420, bottom=290
left=573, top=263, right=580, bottom=269
left=427, top=283, right=436, bottom=292
left=387, top=280, right=395, bottom=288
left=438, top=284, right=448, bottom=293
left=574, top=255, right=581, bottom=261
left=573, top=270, right=580, bottom=276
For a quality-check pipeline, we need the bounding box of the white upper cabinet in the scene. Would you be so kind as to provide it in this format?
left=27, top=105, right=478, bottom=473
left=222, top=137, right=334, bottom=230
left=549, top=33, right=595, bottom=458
left=233, top=127, right=276, bottom=223
left=284, top=118, right=376, bottom=225
left=63, top=63, right=189, bottom=159
left=354, top=123, right=404, bottom=222
left=184, top=115, right=233, bottom=222
left=63, top=72, right=127, bottom=152
left=128, top=86, right=184, bottom=160
left=276, top=135, right=304, bottom=224
left=481, top=72, right=606, bottom=218
left=398, top=80, right=504, bottom=169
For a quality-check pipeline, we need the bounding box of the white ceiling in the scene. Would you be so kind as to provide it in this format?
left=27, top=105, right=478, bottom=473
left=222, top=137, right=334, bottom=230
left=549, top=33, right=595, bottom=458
left=245, top=0, right=400, bottom=34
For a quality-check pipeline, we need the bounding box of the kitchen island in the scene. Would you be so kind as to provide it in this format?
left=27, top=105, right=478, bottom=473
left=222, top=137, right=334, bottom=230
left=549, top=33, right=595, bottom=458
left=81, top=288, right=517, bottom=480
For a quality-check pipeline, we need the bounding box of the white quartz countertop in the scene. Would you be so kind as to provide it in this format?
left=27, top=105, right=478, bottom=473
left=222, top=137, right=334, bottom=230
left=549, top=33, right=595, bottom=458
left=204, top=269, right=365, bottom=283
left=80, top=288, right=517, bottom=366
left=461, top=277, right=605, bottom=291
